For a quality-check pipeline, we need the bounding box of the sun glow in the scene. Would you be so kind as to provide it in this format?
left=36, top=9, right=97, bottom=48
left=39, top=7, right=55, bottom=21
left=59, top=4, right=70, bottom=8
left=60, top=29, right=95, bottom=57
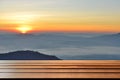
left=16, top=25, right=32, bottom=34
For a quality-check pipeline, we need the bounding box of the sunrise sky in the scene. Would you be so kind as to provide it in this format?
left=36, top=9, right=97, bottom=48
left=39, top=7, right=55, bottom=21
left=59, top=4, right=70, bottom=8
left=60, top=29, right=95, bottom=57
left=0, top=0, right=120, bottom=33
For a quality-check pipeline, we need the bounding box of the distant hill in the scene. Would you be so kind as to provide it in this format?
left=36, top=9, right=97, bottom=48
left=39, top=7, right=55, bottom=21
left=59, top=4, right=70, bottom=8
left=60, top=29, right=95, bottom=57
left=0, top=50, right=61, bottom=60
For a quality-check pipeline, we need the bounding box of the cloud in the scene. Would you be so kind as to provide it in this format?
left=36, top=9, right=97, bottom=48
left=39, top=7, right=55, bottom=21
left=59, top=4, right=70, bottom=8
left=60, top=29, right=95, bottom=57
left=32, top=46, right=120, bottom=56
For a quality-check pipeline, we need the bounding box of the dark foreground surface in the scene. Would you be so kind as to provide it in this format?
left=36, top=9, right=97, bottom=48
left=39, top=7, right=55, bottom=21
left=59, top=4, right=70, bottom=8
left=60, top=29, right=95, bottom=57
left=0, top=60, right=120, bottom=78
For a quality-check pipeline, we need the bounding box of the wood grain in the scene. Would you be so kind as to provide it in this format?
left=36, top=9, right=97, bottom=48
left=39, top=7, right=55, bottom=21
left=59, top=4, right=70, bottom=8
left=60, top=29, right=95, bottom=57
left=0, top=60, right=120, bottom=78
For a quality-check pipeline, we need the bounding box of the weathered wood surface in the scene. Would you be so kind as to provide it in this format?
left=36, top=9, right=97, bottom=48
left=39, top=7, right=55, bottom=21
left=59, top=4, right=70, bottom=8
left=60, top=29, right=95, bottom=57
left=0, top=60, right=120, bottom=78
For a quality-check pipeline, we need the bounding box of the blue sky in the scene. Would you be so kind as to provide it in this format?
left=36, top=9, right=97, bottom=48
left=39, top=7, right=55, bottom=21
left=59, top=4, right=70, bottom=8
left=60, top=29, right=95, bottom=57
left=1, top=0, right=120, bottom=12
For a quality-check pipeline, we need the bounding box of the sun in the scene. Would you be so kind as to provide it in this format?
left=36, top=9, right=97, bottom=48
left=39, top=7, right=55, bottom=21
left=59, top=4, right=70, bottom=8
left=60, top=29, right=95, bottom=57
left=16, top=25, right=32, bottom=34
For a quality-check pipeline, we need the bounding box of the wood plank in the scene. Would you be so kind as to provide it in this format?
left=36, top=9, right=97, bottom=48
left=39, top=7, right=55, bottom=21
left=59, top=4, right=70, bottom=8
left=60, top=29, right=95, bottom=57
left=0, top=73, right=120, bottom=78
left=0, top=60, right=120, bottom=78
left=0, top=65, right=120, bottom=69
left=1, top=69, right=120, bottom=73
left=0, top=60, right=120, bottom=64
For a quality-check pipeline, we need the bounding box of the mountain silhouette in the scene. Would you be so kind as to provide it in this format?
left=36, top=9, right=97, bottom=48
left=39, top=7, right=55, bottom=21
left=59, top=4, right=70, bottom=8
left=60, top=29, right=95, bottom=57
left=0, top=50, right=61, bottom=60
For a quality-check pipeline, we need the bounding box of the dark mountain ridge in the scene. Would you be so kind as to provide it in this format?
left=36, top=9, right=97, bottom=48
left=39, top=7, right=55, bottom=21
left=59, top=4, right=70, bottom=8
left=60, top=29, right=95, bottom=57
left=0, top=50, right=61, bottom=60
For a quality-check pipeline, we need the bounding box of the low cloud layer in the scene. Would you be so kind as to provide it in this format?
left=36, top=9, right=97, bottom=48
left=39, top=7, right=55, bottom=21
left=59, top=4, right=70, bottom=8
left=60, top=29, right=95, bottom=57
left=0, top=32, right=120, bottom=59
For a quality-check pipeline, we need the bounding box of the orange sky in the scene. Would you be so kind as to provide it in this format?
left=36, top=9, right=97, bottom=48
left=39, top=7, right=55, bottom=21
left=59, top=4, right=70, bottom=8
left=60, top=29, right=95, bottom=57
left=0, top=0, right=120, bottom=33
left=0, top=12, right=119, bottom=33
left=0, top=24, right=120, bottom=33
